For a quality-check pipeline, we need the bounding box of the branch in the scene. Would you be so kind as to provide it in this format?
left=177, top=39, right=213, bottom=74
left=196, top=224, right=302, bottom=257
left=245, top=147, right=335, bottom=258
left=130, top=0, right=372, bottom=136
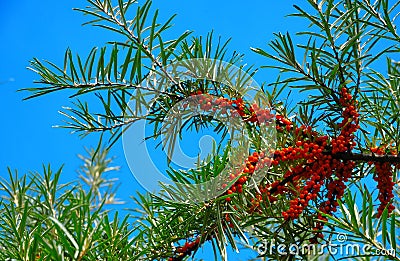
left=101, top=6, right=179, bottom=85
left=268, top=151, right=400, bottom=195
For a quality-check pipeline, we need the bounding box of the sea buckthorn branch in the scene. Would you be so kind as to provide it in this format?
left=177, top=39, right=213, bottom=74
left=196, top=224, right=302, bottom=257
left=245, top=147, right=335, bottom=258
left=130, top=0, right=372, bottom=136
left=168, top=236, right=201, bottom=261
left=166, top=93, right=275, bottom=260
left=374, top=162, right=396, bottom=217
left=167, top=223, right=223, bottom=261
left=167, top=151, right=270, bottom=260
left=186, top=90, right=275, bottom=126
left=168, top=86, right=399, bottom=257
left=167, top=93, right=307, bottom=256
left=223, top=151, right=264, bottom=202
left=216, top=86, right=397, bottom=243
left=369, top=147, right=398, bottom=217
left=257, top=87, right=398, bottom=241
left=255, top=87, right=361, bottom=240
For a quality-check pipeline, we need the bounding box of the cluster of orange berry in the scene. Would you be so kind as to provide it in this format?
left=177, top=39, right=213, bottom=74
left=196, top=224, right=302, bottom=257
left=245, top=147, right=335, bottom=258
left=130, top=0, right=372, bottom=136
left=370, top=147, right=396, bottom=217
left=169, top=237, right=201, bottom=261
left=186, top=91, right=274, bottom=125
left=331, top=87, right=359, bottom=153
left=248, top=184, right=277, bottom=214
left=222, top=152, right=264, bottom=202
left=251, top=87, right=362, bottom=241
left=310, top=159, right=356, bottom=242
left=168, top=86, right=398, bottom=257
left=276, top=114, right=293, bottom=132
left=224, top=213, right=236, bottom=228
left=270, top=134, right=335, bottom=222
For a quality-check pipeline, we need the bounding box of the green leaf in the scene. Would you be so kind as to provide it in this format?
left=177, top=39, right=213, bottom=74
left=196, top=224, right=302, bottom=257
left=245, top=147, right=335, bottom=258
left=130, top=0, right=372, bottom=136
left=49, top=216, right=79, bottom=252
left=381, top=208, right=388, bottom=247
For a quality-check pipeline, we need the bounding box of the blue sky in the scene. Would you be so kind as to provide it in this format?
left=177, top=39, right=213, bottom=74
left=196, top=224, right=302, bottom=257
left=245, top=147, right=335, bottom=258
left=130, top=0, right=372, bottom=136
left=0, top=0, right=305, bottom=187
left=0, top=1, right=307, bottom=259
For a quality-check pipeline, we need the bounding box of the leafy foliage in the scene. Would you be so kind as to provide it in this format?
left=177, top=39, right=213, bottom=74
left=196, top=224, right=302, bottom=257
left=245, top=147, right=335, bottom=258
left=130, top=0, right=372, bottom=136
left=0, top=148, right=134, bottom=260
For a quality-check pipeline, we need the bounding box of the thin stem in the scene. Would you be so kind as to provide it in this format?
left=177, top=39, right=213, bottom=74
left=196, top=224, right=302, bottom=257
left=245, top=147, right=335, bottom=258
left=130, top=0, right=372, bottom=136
left=104, top=7, right=179, bottom=85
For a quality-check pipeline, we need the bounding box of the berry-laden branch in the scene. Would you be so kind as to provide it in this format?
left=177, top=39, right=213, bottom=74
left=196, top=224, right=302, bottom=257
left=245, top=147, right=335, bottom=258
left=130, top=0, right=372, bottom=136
left=168, top=237, right=201, bottom=261
left=167, top=87, right=399, bottom=259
